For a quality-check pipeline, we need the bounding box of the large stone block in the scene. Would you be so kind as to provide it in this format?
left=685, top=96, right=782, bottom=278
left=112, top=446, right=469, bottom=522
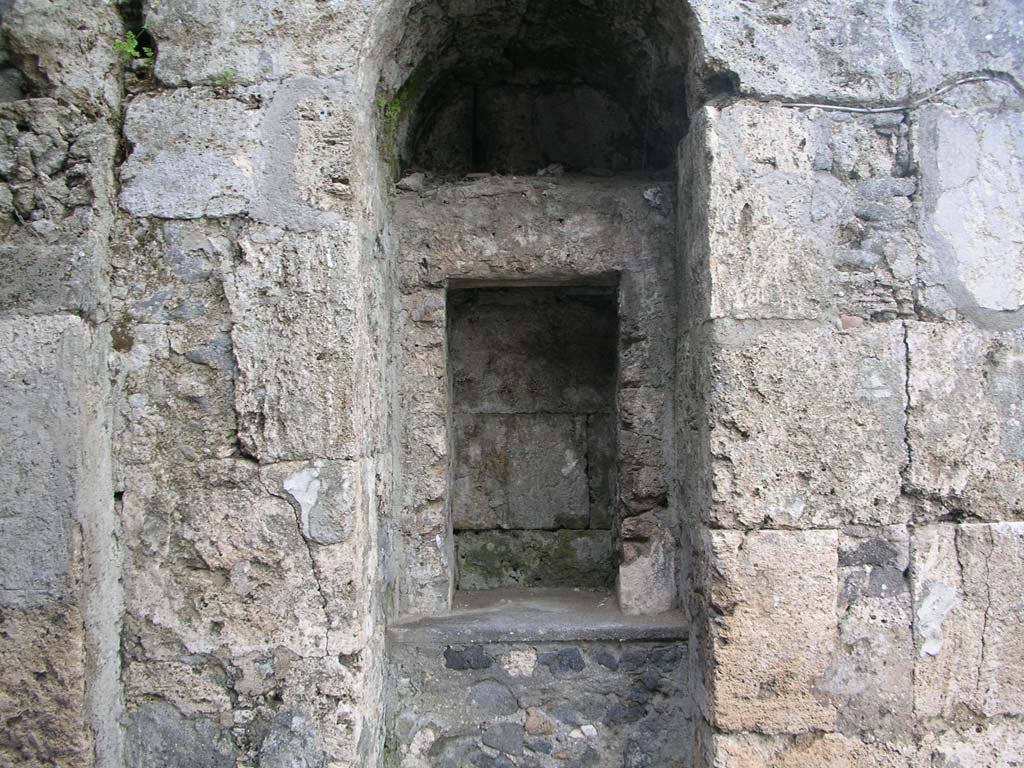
left=689, top=104, right=916, bottom=326
left=224, top=223, right=360, bottom=462
left=0, top=315, right=95, bottom=606
left=906, top=322, right=1024, bottom=520
left=111, top=220, right=239, bottom=468
left=916, top=105, right=1024, bottom=320
left=918, top=719, right=1024, bottom=768
left=452, top=414, right=590, bottom=531
left=911, top=522, right=1024, bottom=720
left=702, top=529, right=838, bottom=734
left=703, top=320, right=906, bottom=529
left=121, top=460, right=329, bottom=657
left=148, top=0, right=369, bottom=87
left=120, top=79, right=356, bottom=229
left=711, top=732, right=914, bottom=768
left=0, top=0, right=121, bottom=111
left=692, top=0, right=1023, bottom=102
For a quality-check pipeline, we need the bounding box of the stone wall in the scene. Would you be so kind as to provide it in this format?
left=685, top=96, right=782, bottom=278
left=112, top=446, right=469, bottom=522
left=674, top=54, right=1024, bottom=768
left=0, top=0, right=1022, bottom=766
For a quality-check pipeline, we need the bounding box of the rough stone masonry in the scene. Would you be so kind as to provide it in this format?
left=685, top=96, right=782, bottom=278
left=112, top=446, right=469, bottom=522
left=0, top=0, right=1022, bottom=767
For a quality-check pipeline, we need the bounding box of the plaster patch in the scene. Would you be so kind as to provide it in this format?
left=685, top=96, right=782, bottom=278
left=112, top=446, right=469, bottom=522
left=916, top=581, right=958, bottom=657
left=283, top=467, right=322, bottom=540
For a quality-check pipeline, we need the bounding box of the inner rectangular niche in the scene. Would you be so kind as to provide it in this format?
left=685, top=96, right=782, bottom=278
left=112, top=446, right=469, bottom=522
left=447, top=283, right=618, bottom=591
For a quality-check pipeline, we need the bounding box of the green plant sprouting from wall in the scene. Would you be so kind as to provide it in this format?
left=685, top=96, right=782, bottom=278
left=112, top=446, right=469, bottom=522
left=377, top=62, right=432, bottom=178
left=114, top=22, right=154, bottom=65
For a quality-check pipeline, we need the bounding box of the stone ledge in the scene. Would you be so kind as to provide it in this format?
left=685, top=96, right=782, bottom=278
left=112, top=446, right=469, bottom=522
left=387, top=588, right=688, bottom=644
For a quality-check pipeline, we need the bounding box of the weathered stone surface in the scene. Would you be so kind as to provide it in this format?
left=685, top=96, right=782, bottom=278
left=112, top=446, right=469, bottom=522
left=452, top=413, right=590, bottom=531
left=448, top=286, right=617, bottom=415
left=224, top=223, right=361, bottom=462
left=617, top=517, right=677, bottom=616
left=121, top=460, right=329, bottom=657
left=0, top=603, right=90, bottom=767
left=124, top=700, right=237, bottom=768
left=0, top=315, right=88, bottom=604
left=692, top=0, right=1024, bottom=102
left=918, top=719, right=1024, bottom=768
left=0, top=100, right=117, bottom=319
left=0, top=0, right=122, bottom=111
left=911, top=523, right=1024, bottom=720
left=110, top=219, right=240, bottom=469
left=916, top=105, right=1024, bottom=320
left=906, top=322, right=1024, bottom=520
left=700, top=320, right=907, bottom=529
left=457, top=530, right=614, bottom=591
left=692, top=104, right=915, bottom=325
left=702, top=529, right=838, bottom=733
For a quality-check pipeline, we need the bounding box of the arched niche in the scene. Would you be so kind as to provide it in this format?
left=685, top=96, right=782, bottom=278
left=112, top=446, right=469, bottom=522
left=374, top=0, right=700, bottom=176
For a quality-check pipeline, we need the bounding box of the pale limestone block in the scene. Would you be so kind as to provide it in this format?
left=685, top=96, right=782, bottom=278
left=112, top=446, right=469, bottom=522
left=906, top=322, right=1024, bottom=520
left=617, top=521, right=677, bottom=615
left=704, top=529, right=838, bottom=734
left=712, top=732, right=915, bottom=768
left=692, top=0, right=1024, bottom=102
left=705, top=321, right=906, bottom=529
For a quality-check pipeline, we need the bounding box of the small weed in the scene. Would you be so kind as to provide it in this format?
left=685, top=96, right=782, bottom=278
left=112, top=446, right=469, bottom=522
left=114, top=22, right=154, bottom=65
left=213, top=69, right=236, bottom=87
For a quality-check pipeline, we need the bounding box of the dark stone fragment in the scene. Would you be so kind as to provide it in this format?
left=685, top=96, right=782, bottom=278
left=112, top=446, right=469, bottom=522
left=482, top=722, right=524, bottom=756
left=604, top=702, right=646, bottom=725
left=470, top=752, right=496, bottom=768
left=640, top=671, right=661, bottom=691
left=840, top=537, right=900, bottom=568
left=526, top=739, right=553, bottom=754
left=468, top=680, right=518, bottom=716
left=626, top=683, right=653, bottom=704
left=619, top=649, right=648, bottom=672
left=647, top=645, right=683, bottom=668
left=538, top=647, right=585, bottom=674
left=867, top=565, right=908, bottom=597
left=444, top=645, right=494, bottom=670
left=552, top=706, right=582, bottom=726
left=591, top=649, right=619, bottom=671
left=624, top=732, right=659, bottom=768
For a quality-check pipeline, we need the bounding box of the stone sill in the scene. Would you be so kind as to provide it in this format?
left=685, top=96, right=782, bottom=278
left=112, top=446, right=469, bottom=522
left=387, top=588, right=689, bottom=645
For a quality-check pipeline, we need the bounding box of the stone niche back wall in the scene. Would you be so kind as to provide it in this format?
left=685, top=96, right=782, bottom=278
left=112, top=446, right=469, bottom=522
left=448, top=286, right=618, bottom=590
